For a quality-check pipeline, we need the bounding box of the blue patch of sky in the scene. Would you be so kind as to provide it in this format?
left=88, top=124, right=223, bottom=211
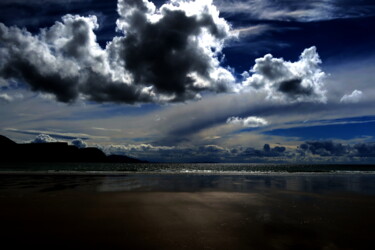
left=263, top=121, right=375, bottom=140
left=0, top=0, right=119, bottom=47
left=1, top=79, right=28, bottom=91
left=222, top=16, right=375, bottom=72
left=285, top=115, right=375, bottom=126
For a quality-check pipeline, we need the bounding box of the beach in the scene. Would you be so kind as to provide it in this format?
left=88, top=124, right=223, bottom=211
left=1, top=173, right=375, bottom=249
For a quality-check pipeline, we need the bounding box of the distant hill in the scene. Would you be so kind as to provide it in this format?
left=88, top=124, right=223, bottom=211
left=0, top=135, right=17, bottom=145
left=0, top=135, right=146, bottom=163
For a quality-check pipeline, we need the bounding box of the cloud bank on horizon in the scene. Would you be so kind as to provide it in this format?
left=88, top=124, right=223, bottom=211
left=23, top=133, right=375, bottom=163
left=0, top=0, right=328, bottom=104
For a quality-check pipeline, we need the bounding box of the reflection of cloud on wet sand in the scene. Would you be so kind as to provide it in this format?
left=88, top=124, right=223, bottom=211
left=1, top=180, right=375, bottom=249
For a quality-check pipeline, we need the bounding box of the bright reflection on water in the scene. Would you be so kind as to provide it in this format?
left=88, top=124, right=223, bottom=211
left=1, top=173, right=375, bottom=195
left=96, top=174, right=375, bottom=194
left=2, top=162, right=375, bottom=173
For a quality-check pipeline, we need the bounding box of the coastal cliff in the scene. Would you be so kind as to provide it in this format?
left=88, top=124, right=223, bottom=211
left=0, top=135, right=145, bottom=163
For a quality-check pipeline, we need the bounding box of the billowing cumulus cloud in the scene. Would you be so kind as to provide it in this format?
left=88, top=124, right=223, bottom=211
left=114, top=0, right=234, bottom=101
left=31, top=134, right=88, bottom=148
left=0, top=0, right=234, bottom=104
left=340, top=89, right=363, bottom=103
left=242, top=46, right=327, bottom=103
left=32, top=134, right=59, bottom=143
left=226, top=116, right=268, bottom=127
left=71, top=138, right=87, bottom=148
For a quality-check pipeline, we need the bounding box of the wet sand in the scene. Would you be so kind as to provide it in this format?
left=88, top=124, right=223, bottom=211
left=1, top=173, right=375, bottom=249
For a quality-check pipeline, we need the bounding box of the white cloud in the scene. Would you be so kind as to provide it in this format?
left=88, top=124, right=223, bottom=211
left=71, top=138, right=87, bottom=148
left=0, top=93, right=23, bottom=102
left=0, top=93, right=13, bottom=102
left=92, top=127, right=122, bottom=132
left=226, top=116, right=268, bottom=127
left=5, top=128, right=105, bottom=140
left=103, top=143, right=175, bottom=154
left=340, top=90, right=363, bottom=103
left=32, top=134, right=59, bottom=143
left=242, top=46, right=327, bottom=103
left=231, top=24, right=272, bottom=38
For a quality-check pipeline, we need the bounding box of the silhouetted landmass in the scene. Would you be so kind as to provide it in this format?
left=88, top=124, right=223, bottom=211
left=0, top=135, right=17, bottom=145
left=0, top=135, right=146, bottom=163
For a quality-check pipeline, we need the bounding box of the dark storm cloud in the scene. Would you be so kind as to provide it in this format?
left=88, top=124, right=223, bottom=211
left=101, top=142, right=289, bottom=162
left=0, top=0, right=234, bottom=104
left=0, top=55, right=79, bottom=103
left=239, top=144, right=286, bottom=157
left=299, top=141, right=375, bottom=158
left=116, top=1, right=229, bottom=100
left=353, top=143, right=375, bottom=157
left=299, top=141, right=349, bottom=156
left=278, top=78, right=313, bottom=96
left=78, top=69, right=153, bottom=104
left=103, top=139, right=375, bottom=163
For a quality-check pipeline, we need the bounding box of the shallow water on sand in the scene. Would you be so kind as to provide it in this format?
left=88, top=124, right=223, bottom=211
left=1, top=171, right=375, bottom=249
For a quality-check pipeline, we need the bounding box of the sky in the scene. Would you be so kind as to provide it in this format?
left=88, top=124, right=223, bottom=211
left=1, top=0, right=375, bottom=163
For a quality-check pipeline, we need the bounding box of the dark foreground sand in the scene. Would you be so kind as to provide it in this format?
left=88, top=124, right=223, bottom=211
left=1, top=173, right=375, bottom=249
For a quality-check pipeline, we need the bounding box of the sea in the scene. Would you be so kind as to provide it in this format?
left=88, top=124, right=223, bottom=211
left=1, top=162, right=375, bottom=174
left=1, top=163, right=375, bottom=249
left=1, top=163, right=375, bottom=194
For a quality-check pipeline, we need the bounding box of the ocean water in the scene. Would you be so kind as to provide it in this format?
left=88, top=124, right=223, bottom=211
left=2, top=163, right=375, bottom=249
left=1, top=162, right=375, bottom=174
left=1, top=163, right=375, bottom=194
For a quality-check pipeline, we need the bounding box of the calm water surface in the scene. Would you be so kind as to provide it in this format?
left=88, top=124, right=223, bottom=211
left=1, top=163, right=375, bottom=249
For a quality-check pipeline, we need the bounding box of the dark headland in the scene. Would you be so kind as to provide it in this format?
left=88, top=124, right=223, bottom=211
left=0, top=135, right=146, bottom=163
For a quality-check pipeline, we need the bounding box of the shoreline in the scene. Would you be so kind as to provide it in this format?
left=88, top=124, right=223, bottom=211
left=2, top=170, right=375, bottom=176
